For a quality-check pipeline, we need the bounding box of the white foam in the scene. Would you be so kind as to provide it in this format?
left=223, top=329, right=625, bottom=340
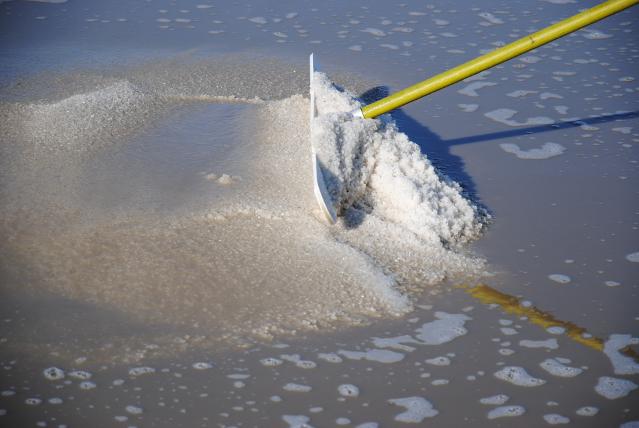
left=125, top=405, right=143, bottom=415
left=128, top=367, right=155, bottom=377
left=487, top=405, right=525, bottom=419
left=540, top=358, right=583, bottom=377
left=425, top=356, right=451, bottom=366
left=519, top=339, right=559, bottom=349
left=603, top=334, right=639, bottom=375
left=361, top=28, right=386, bottom=37
left=260, top=357, right=283, bottom=367
left=414, top=312, right=472, bottom=345
left=594, top=376, right=637, bottom=399
left=372, top=335, right=419, bottom=352
left=192, top=362, right=214, bottom=370
left=317, top=353, right=342, bottom=363
left=248, top=17, right=267, bottom=24
left=544, top=414, right=570, bottom=424
left=337, top=384, right=360, bottom=398
left=500, top=142, right=566, bottom=160
left=494, top=366, right=546, bottom=387
left=479, top=394, right=509, bottom=405
left=485, top=108, right=554, bottom=127
left=338, top=349, right=405, bottom=363
left=458, top=104, right=479, bottom=112
left=388, top=397, right=438, bottom=423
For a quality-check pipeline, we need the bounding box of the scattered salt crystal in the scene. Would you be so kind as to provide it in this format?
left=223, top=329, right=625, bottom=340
left=43, top=367, right=65, bottom=381
left=282, top=415, right=313, bottom=428
left=540, top=358, right=583, bottom=377
left=548, top=274, right=571, bottom=284
left=543, top=414, right=570, bottom=424
left=575, top=406, right=598, bottom=417
left=192, top=362, right=213, bottom=370
left=337, top=384, right=360, bottom=398
left=283, top=383, right=312, bottom=393
left=520, top=339, right=559, bottom=349
left=415, top=312, right=471, bottom=345
left=125, top=405, right=143, bottom=415
left=603, top=334, right=639, bottom=375
left=338, top=349, right=404, bottom=363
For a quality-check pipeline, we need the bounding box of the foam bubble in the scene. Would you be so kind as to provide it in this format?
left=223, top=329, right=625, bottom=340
left=337, top=384, right=360, bottom=398
left=543, top=414, right=570, bottom=424
left=283, top=383, right=312, bottom=393
left=540, top=358, right=583, bottom=377
left=128, top=367, right=155, bottom=377
left=494, top=366, right=546, bottom=387
left=414, top=312, right=472, bottom=345
left=485, top=108, right=554, bottom=127
left=282, top=415, right=313, bottom=428
left=519, top=339, right=559, bottom=350
left=548, top=274, right=571, bottom=284
left=68, top=370, right=92, bottom=380
left=192, top=362, right=214, bottom=370
left=43, top=367, right=65, bottom=381
left=487, top=405, right=525, bottom=419
left=338, top=349, right=404, bottom=363
left=458, top=81, right=496, bottom=97
left=500, top=143, right=566, bottom=160
left=594, top=376, right=637, bottom=399
left=425, top=356, right=451, bottom=366
left=626, top=252, right=639, bottom=263
left=79, top=381, right=96, bottom=390
left=125, top=405, right=143, bottom=415
left=575, top=406, right=598, bottom=417
left=603, top=334, right=639, bottom=375
left=479, top=394, right=509, bottom=405
left=388, top=397, right=438, bottom=423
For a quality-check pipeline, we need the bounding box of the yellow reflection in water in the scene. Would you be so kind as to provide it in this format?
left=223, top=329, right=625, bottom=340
left=464, top=284, right=638, bottom=361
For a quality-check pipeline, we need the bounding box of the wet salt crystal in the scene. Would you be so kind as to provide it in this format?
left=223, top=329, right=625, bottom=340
left=192, top=362, right=213, bottom=370
left=273, top=32, right=288, bottom=38
left=508, top=90, right=537, bottom=98
left=487, top=405, right=525, bottom=419
left=48, top=398, right=63, bottom=404
left=337, top=384, right=360, bottom=398
left=114, top=416, right=128, bottom=422
left=548, top=274, right=571, bottom=284
left=478, top=12, right=503, bottom=25
left=309, top=407, right=323, bottom=413
left=431, top=379, right=449, bottom=386
left=285, top=12, right=298, bottom=19
left=499, top=349, right=515, bottom=356
left=348, top=45, right=363, bottom=52
left=1, top=391, right=15, bottom=397
left=520, top=55, right=541, bottom=64
left=499, top=319, right=513, bottom=326
left=500, top=327, right=518, bottom=336
left=282, top=415, right=313, bottom=428
left=603, top=334, right=639, bottom=375
left=380, top=44, right=399, bottom=50
left=126, top=405, right=143, bottom=415
left=25, top=398, right=42, bottom=406
left=270, top=395, right=282, bottom=402
left=43, top=367, right=65, bottom=381
left=338, top=349, right=404, bottom=363
left=544, top=414, right=570, bottom=424
left=415, top=312, right=471, bottom=345
left=605, top=281, right=620, bottom=287
left=500, top=143, right=566, bottom=160
left=425, top=356, right=451, bottom=366
left=129, top=367, right=155, bottom=376
left=317, top=353, right=342, bottom=363
left=388, top=397, right=439, bottom=423
left=113, top=379, right=125, bottom=386
left=336, top=418, right=350, bottom=425
left=479, top=394, right=509, bottom=405
left=355, top=423, right=378, bottom=428
left=458, top=81, right=496, bottom=97
left=234, top=381, right=245, bottom=388
left=227, top=374, right=250, bottom=380
left=540, top=358, right=583, bottom=377
left=576, top=406, right=598, bottom=417
left=68, top=370, right=92, bottom=380
left=519, top=339, right=559, bottom=350
left=283, top=383, right=312, bottom=393
left=625, top=252, right=639, bottom=263
left=79, top=381, right=96, bottom=390
left=595, top=376, right=637, bottom=399
left=582, top=29, right=612, bottom=39
left=494, top=366, right=546, bottom=387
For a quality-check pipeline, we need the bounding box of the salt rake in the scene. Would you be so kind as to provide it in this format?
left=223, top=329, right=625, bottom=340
left=310, top=0, right=638, bottom=224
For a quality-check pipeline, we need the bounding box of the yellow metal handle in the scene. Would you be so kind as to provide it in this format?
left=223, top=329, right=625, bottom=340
left=361, top=0, right=638, bottom=119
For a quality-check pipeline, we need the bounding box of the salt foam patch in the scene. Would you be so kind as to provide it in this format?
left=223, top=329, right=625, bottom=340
left=499, top=143, right=565, bottom=160
left=603, top=334, right=639, bottom=375
left=594, top=376, right=637, bottom=400
left=312, top=72, right=487, bottom=287
left=388, top=397, right=438, bottom=422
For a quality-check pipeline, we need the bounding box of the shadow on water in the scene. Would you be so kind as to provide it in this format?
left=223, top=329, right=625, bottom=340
left=359, top=86, right=638, bottom=209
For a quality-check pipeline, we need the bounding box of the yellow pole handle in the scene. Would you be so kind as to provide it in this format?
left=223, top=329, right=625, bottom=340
left=360, top=0, right=638, bottom=119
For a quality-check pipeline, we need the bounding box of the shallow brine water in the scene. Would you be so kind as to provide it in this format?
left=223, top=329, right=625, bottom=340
left=1, top=0, right=638, bottom=427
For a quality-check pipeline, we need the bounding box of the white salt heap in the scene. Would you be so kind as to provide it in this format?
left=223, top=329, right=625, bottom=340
left=312, top=72, right=487, bottom=285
